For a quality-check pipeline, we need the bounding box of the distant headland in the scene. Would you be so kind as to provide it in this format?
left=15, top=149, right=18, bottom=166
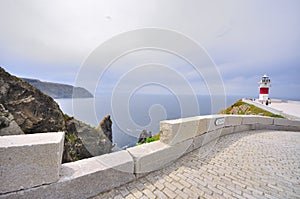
left=22, top=78, right=93, bottom=99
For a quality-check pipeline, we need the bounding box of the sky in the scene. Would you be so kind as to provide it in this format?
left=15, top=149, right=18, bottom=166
left=0, top=0, right=300, bottom=100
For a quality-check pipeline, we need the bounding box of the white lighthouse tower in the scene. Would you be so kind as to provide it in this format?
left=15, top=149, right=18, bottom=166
left=258, top=74, right=271, bottom=102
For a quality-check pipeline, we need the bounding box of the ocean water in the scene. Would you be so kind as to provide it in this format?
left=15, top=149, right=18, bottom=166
left=55, top=94, right=244, bottom=149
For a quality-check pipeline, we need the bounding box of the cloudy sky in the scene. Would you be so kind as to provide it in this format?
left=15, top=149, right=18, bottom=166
left=1, top=0, right=300, bottom=99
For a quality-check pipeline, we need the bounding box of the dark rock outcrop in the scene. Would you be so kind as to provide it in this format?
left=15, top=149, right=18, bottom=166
left=0, top=104, right=24, bottom=136
left=0, top=67, right=111, bottom=162
left=138, top=130, right=152, bottom=144
left=98, top=114, right=112, bottom=143
left=64, top=116, right=112, bottom=162
left=22, top=78, right=93, bottom=99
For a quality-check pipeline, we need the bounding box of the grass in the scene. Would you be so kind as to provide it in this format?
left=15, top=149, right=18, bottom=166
left=137, top=132, right=160, bottom=145
left=65, top=134, right=76, bottom=145
left=145, top=132, right=160, bottom=143
left=219, top=99, right=284, bottom=118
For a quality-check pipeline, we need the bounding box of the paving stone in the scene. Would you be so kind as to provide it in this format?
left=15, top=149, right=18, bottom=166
left=119, top=187, right=130, bottom=197
left=142, top=189, right=156, bottom=199
left=153, top=181, right=164, bottom=190
left=139, top=196, right=148, bottom=199
left=246, top=186, right=264, bottom=196
left=130, top=188, right=143, bottom=198
left=182, top=187, right=199, bottom=198
left=208, top=184, right=223, bottom=195
left=190, top=186, right=205, bottom=196
left=124, top=194, right=136, bottom=199
left=154, top=189, right=168, bottom=199
left=174, top=189, right=189, bottom=199
left=198, top=184, right=213, bottom=196
left=172, top=181, right=185, bottom=191
left=144, top=182, right=156, bottom=192
left=163, top=187, right=177, bottom=198
left=243, top=192, right=257, bottom=199
left=92, top=130, right=300, bottom=199
left=164, top=181, right=177, bottom=191
left=113, top=194, right=123, bottom=199
left=179, top=179, right=191, bottom=188
left=135, top=182, right=145, bottom=191
left=216, top=184, right=233, bottom=196
left=169, top=173, right=180, bottom=181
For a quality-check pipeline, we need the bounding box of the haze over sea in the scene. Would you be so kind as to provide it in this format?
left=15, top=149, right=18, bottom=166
left=55, top=94, right=247, bottom=149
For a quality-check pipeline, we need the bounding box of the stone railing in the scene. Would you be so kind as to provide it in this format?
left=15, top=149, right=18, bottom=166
left=1, top=115, right=300, bottom=198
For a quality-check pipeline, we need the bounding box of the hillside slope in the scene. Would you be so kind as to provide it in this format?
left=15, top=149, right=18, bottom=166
left=22, top=78, right=93, bottom=98
left=219, top=99, right=284, bottom=118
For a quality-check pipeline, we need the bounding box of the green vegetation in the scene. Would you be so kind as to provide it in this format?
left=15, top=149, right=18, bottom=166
left=63, top=113, right=71, bottom=120
left=137, top=132, right=160, bottom=145
left=145, top=132, right=160, bottom=143
left=219, top=99, right=284, bottom=118
left=65, top=134, right=76, bottom=145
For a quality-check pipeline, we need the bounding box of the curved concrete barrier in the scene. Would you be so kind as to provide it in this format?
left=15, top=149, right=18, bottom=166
left=0, top=132, right=64, bottom=194
left=1, top=115, right=300, bottom=198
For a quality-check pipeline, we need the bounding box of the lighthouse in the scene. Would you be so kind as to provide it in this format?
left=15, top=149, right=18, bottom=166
left=258, top=74, right=271, bottom=102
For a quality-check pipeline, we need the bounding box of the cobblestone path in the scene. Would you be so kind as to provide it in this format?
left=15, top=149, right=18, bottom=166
left=95, top=130, right=300, bottom=199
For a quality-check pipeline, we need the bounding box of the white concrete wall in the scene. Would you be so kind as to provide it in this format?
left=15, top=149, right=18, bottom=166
left=0, top=132, right=65, bottom=194
left=2, top=150, right=135, bottom=199
left=127, top=139, right=192, bottom=175
left=1, top=115, right=300, bottom=198
left=159, top=114, right=291, bottom=146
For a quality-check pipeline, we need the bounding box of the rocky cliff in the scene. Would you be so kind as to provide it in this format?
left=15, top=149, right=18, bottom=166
left=97, top=115, right=113, bottom=143
left=0, top=104, right=24, bottom=136
left=22, top=78, right=93, bottom=98
left=0, top=67, right=112, bottom=162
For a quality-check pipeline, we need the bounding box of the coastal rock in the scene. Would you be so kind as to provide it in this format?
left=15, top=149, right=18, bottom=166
left=0, top=67, right=111, bottom=162
left=98, top=114, right=113, bottom=143
left=63, top=116, right=112, bottom=162
left=0, top=104, right=24, bottom=136
left=138, top=130, right=152, bottom=144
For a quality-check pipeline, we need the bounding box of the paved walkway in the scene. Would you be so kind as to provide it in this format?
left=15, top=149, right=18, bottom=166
left=269, top=100, right=300, bottom=119
left=95, top=130, right=300, bottom=199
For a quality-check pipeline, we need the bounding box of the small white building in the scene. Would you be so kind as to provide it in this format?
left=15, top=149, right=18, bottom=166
left=258, top=74, right=271, bottom=102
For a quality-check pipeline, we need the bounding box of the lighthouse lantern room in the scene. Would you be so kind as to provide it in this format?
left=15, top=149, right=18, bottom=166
left=258, top=74, right=271, bottom=102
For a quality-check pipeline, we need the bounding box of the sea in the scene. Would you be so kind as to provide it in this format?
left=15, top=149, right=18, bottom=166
left=55, top=94, right=247, bottom=150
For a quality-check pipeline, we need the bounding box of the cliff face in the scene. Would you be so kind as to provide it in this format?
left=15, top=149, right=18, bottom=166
left=22, top=78, right=93, bottom=99
left=0, top=68, right=66, bottom=133
left=0, top=104, right=24, bottom=136
left=97, top=115, right=113, bottom=142
left=0, top=67, right=111, bottom=162
left=64, top=116, right=112, bottom=162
